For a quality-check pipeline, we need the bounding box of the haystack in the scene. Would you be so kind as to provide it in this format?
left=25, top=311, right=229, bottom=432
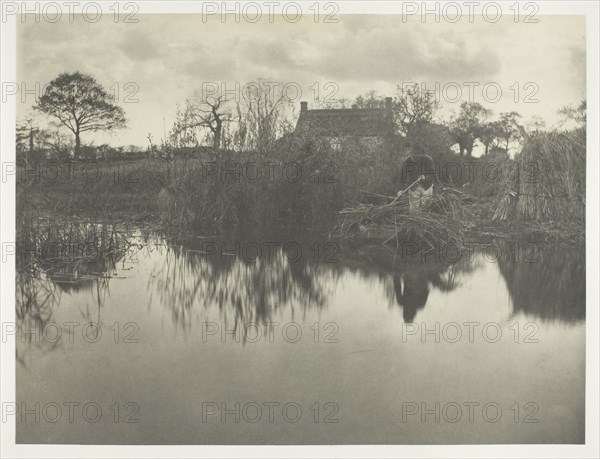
left=493, top=129, right=585, bottom=222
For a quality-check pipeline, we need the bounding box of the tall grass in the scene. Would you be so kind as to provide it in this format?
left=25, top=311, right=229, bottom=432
left=18, top=137, right=403, bottom=232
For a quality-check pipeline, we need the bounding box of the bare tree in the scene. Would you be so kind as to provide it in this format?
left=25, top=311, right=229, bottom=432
left=193, top=95, right=232, bottom=150
left=394, top=84, right=441, bottom=135
left=243, top=80, right=292, bottom=150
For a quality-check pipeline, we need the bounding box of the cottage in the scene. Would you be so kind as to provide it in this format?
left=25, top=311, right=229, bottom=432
left=293, top=97, right=396, bottom=151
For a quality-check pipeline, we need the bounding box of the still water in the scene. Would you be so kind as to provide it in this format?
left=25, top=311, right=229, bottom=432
left=16, top=222, right=585, bottom=444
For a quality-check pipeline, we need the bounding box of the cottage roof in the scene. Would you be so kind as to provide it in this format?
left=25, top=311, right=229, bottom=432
left=294, top=105, right=395, bottom=138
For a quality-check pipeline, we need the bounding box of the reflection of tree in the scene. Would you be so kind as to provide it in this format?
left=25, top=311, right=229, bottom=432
left=498, top=242, right=585, bottom=322
left=148, top=235, right=334, bottom=335
left=17, top=217, right=585, bottom=365
left=16, top=272, right=62, bottom=366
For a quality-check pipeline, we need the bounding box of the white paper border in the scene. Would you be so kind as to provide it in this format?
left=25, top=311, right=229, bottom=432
left=1, top=1, right=598, bottom=458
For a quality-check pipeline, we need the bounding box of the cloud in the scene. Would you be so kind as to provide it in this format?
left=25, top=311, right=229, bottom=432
left=310, top=23, right=501, bottom=83
left=16, top=14, right=586, bottom=147
left=569, top=45, right=586, bottom=92
left=118, top=27, right=165, bottom=62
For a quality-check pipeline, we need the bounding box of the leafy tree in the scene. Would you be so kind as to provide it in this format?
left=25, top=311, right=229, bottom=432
left=448, top=102, right=491, bottom=157
left=353, top=90, right=386, bottom=109
left=351, top=86, right=440, bottom=137
left=404, top=122, right=453, bottom=158
left=477, top=121, right=501, bottom=156
left=495, top=111, right=523, bottom=152
left=35, top=71, right=127, bottom=159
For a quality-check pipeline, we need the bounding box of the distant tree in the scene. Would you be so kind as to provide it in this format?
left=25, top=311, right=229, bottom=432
left=351, top=86, right=441, bottom=140
left=525, top=116, right=546, bottom=134
left=16, top=118, right=37, bottom=165
left=495, top=111, right=523, bottom=152
left=558, top=100, right=586, bottom=127
left=404, top=122, right=453, bottom=158
left=353, top=90, right=385, bottom=109
left=35, top=71, right=127, bottom=159
left=40, top=128, right=74, bottom=160
left=317, top=97, right=351, bottom=109
left=16, top=118, right=71, bottom=162
left=477, top=121, right=501, bottom=155
left=448, top=102, right=492, bottom=157
left=394, top=84, right=441, bottom=136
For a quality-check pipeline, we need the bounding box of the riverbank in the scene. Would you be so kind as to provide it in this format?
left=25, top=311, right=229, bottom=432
left=16, top=129, right=585, bottom=247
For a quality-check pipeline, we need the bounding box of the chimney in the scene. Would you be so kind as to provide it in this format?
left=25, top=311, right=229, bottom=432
left=300, top=101, right=308, bottom=112
left=385, top=97, right=392, bottom=110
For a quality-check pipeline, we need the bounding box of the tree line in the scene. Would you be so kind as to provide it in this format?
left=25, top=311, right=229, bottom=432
left=18, top=71, right=586, bottom=162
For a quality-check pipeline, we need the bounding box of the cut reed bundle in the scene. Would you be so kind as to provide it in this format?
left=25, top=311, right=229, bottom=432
left=493, top=129, right=585, bottom=222
left=335, top=188, right=473, bottom=247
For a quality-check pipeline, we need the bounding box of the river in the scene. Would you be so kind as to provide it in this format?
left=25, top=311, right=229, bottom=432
left=15, top=222, right=585, bottom=444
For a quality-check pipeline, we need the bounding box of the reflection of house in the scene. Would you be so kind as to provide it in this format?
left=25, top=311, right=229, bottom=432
left=293, top=98, right=395, bottom=151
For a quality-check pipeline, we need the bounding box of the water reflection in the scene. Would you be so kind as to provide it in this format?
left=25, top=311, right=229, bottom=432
left=16, top=219, right=140, bottom=364
left=15, top=220, right=586, bottom=445
left=393, top=270, right=434, bottom=323
left=497, top=242, right=585, bottom=322
left=16, top=221, right=586, bottom=357
left=336, top=242, right=480, bottom=322
left=148, top=233, right=336, bottom=333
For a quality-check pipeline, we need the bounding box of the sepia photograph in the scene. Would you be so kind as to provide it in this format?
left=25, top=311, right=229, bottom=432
left=1, top=1, right=598, bottom=457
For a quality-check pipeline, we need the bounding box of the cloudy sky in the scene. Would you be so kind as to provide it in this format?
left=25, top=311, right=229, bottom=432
left=17, top=14, right=585, bottom=148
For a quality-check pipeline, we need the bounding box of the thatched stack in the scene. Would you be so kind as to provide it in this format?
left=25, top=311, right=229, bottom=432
left=493, top=129, right=585, bottom=222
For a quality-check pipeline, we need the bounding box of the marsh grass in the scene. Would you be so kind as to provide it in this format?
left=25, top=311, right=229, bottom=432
left=16, top=130, right=585, bottom=245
